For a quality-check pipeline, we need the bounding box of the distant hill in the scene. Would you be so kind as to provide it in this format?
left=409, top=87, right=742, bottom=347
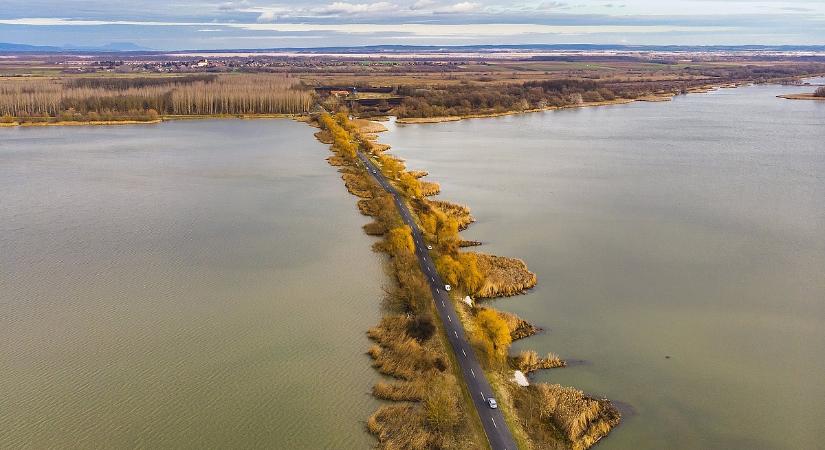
left=0, top=42, right=63, bottom=52
left=2, top=42, right=824, bottom=55
left=0, top=42, right=151, bottom=53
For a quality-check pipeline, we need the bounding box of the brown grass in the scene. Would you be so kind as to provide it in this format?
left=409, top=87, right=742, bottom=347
left=778, top=93, right=825, bottom=101
left=513, top=350, right=565, bottom=374
left=367, top=316, right=447, bottom=381
left=342, top=173, right=374, bottom=198
left=498, top=310, right=539, bottom=341
left=419, top=181, right=441, bottom=197
left=363, top=221, right=387, bottom=236
left=351, top=118, right=388, bottom=133
left=373, top=380, right=427, bottom=401
left=428, top=199, right=474, bottom=230
left=408, top=170, right=428, bottom=179
left=326, top=155, right=346, bottom=166
left=314, top=130, right=334, bottom=144
left=475, top=253, right=538, bottom=298
left=511, top=383, right=621, bottom=450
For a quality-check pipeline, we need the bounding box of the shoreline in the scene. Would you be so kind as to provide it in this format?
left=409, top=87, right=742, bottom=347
left=395, top=96, right=666, bottom=124
left=393, top=77, right=822, bottom=125
left=313, top=113, right=621, bottom=449
left=777, top=93, right=825, bottom=101
left=0, top=113, right=303, bottom=128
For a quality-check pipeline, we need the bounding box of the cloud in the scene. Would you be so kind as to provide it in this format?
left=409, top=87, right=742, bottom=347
left=410, top=0, right=435, bottom=10
left=218, top=1, right=250, bottom=11
left=0, top=18, right=735, bottom=37
left=257, top=11, right=277, bottom=22
left=436, top=2, right=481, bottom=13
left=311, top=2, right=397, bottom=15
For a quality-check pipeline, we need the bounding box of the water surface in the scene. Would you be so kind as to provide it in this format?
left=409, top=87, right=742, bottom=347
left=381, top=82, right=824, bottom=449
left=1, top=120, right=382, bottom=448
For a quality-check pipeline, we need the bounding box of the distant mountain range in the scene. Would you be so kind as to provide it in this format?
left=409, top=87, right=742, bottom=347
left=0, top=42, right=151, bottom=52
left=2, top=42, right=825, bottom=54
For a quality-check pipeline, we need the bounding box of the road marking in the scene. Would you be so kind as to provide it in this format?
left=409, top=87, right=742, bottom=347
left=491, top=418, right=497, bottom=429
left=454, top=330, right=458, bottom=338
left=479, top=390, right=483, bottom=398
left=441, top=300, right=445, bottom=307
left=461, top=349, right=466, bottom=357
left=436, top=288, right=440, bottom=293
left=471, top=369, right=476, bottom=379
left=447, top=315, right=452, bottom=322
left=431, top=277, right=434, bottom=282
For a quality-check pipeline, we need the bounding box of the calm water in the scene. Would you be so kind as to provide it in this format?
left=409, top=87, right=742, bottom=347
left=0, top=120, right=382, bottom=448
left=382, top=82, right=825, bottom=449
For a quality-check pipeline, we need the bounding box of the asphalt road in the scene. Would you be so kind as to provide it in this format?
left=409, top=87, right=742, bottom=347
left=358, top=152, right=518, bottom=450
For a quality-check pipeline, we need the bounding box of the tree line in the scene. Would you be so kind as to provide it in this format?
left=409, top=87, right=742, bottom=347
left=0, top=74, right=313, bottom=122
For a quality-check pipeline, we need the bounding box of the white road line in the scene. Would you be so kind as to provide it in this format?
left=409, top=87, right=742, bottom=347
left=431, top=277, right=434, bottom=282
left=436, top=288, right=440, bottom=293
left=491, top=418, right=497, bottom=429
left=479, top=390, right=483, bottom=398
left=472, top=369, right=477, bottom=379
left=441, top=300, right=445, bottom=307
left=453, top=330, right=458, bottom=338
left=447, top=316, right=452, bottom=322
left=462, top=349, right=466, bottom=357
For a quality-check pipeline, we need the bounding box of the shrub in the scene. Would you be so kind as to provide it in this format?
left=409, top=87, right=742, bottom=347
left=814, top=86, right=825, bottom=97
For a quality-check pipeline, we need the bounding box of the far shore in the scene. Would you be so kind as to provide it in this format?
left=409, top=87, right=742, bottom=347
left=777, top=93, right=825, bottom=101
left=3, top=76, right=820, bottom=129
left=0, top=113, right=303, bottom=128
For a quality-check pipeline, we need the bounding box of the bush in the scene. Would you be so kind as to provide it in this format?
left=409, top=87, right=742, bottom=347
left=814, top=86, right=825, bottom=97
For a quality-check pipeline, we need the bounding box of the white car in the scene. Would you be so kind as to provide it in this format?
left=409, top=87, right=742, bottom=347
left=444, top=284, right=451, bottom=292
left=487, top=398, right=498, bottom=409
left=372, top=169, right=377, bottom=174
left=427, top=245, right=433, bottom=250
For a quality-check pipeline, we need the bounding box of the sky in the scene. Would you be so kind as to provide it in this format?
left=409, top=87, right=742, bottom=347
left=1, top=0, right=824, bottom=50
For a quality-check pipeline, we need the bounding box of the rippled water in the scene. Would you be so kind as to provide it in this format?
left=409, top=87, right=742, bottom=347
left=381, top=81, right=825, bottom=449
left=0, top=120, right=382, bottom=448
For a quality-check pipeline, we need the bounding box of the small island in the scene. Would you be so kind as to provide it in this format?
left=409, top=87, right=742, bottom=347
left=778, top=86, right=825, bottom=100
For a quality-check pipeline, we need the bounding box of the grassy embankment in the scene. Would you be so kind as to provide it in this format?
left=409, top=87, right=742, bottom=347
left=314, top=112, right=621, bottom=449
left=314, top=112, right=488, bottom=449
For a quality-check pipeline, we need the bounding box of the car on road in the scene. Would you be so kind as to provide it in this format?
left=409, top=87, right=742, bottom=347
left=372, top=169, right=377, bottom=174
left=487, top=398, right=498, bottom=409
left=427, top=245, right=433, bottom=250
left=444, top=284, right=451, bottom=291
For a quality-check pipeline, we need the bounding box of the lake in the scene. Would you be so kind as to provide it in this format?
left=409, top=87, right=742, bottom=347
left=0, top=120, right=383, bottom=448
left=381, top=81, right=825, bottom=449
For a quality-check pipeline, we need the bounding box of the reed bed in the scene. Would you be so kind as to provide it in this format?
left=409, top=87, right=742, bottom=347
left=514, top=350, right=566, bottom=374
left=342, top=173, right=374, bottom=198
left=498, top=310, right=539, bottom=341
left=419, top=181, right=441, bottom=197
left=427, top=199, right=474, bottom=230
left=475, top=253, right=538, bottom=298
left=373, top=380, right=428, bottom=402
left=313, top=114, right=484, bottom=448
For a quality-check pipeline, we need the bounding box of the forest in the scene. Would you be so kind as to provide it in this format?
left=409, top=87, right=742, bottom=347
left=0, top=74, right=313, bottom=123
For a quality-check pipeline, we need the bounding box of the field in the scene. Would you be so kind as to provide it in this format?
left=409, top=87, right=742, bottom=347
left=2, top=53, right=824, bottom=123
